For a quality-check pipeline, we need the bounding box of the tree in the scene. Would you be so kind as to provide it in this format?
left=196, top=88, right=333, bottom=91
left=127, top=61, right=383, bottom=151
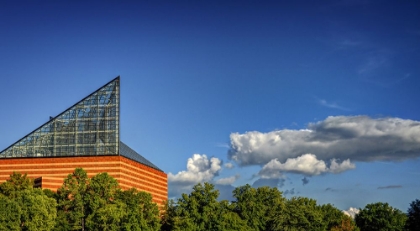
left=214, top=200, right=249, bottom=231
left=0, top=194, right=21, bottom=231
left=406, top=199, right=420, bottom=231
left=355, top=202, right=407, bottom=231
left=84, top=172, right=126, bottom=231
left=0, top=172, right=33, bottom=198
left=273, top=197, right=324, bottom=231
left=165, top=182, right=248, bottom=231
left=0, top=172, right=57, bottom=231
left=172, top=182, right=222, bottom=230
left=331, top=215, right=359, bottom=231
left=321, top=204, right=358, bottom=231
left=56, top=168, right=90, bottom=230
left=160, top=199, right=179, bottom=231
left=57, top=169, right=161, bottom=231
left=117, top=188, right=161, bottom=231
left=14, top=189, right=57, bottom=231
left=85, top=201, right=127, bottom=231
left=232, top=184, right=286, bottom=231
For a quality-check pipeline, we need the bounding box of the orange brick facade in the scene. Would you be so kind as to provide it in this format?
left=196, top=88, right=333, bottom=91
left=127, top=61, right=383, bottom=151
left=0, top=156, right=168, bottom=206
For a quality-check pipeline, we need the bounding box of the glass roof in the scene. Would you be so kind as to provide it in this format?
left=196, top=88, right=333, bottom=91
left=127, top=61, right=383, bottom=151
left=0, top=77, right=120, bottom=158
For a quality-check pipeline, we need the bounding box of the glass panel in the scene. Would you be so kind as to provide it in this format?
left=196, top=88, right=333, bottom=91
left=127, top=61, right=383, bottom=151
left=0, top=77, right=120, bottom=158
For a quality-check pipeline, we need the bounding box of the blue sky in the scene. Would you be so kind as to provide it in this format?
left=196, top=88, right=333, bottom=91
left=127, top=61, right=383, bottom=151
left=1, top=1, right=419, bottom=213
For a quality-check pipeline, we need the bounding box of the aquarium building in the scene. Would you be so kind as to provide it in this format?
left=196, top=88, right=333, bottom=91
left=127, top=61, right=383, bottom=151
left=0, top=76, right=167, bottom=205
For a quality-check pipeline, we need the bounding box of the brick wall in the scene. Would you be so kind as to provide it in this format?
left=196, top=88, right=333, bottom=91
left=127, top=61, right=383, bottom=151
left=0, top=156, right=167, bottom=206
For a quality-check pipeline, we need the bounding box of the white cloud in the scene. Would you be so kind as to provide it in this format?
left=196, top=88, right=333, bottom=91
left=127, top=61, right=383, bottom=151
left=259, top=154, right=327, bottom=177
left=168, top=154, right=222, bottom=197
left=343, top=207, right=360, bottom=219
left=229, top=116, right=420, bottom=167
left=329, top=158, right=355, bottom=173
left=224, top=162, right=234, bottom=169
left=168, top=154, right=221, bottom=184
left=258, top=154, right=355, bottom=177
left=215, top=175, right=240, bottom=185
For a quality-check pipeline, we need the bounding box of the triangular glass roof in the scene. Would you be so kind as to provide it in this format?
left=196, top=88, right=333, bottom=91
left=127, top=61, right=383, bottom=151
left=0, top=76, right=163, bottom=171
left=1, top=77, right=120, bottom=158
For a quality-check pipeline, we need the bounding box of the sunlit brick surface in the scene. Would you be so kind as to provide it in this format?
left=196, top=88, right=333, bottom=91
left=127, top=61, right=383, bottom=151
left=0, top=155, right=167, bottom=206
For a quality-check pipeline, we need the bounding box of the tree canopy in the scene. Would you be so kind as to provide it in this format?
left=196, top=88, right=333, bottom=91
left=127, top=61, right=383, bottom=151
left=55, top=168, right=161, bottom=231
left=355, top=202, right=407, bottom=231
left=0, top=172, right=57, bottom=231
left=406, top=199, right=420, bottom=231
left=0, top=170, right=416, bottom=231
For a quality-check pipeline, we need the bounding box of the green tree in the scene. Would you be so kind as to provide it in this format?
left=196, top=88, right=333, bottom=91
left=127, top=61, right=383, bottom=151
left=56, top=168, right=90, bottom=230
left=0, top=172, right=33, bottom=198
left=0, top=194, right=22, bottom=231
left=172, top=182, right=221, bottom=230
left=232, top=184, right=285, bottom=231
left=15, top=189, right=57, bottom=231
left=43, top=188, right=58, bottom=199
left=214, top=200, right=249, bottom=231
left=57, top=169, right=162, bottom=231
left=84, top=172, right=126, bottom=231
left=85, top=201, right=127, bottom=231
left=273, top=197, right=324, bottom=231
left=166, top=182, right=248, bottom=231
left=321, top=204, right=358, bottom=231
left=0, top=172, right=57, bottom=231
left=406, top=199, right=420, bottom=231
left=355, top=202, right=407, bottom=231
left=160, top=199, right=179, bottom=231
left=117, top=188, right=161, bottom=231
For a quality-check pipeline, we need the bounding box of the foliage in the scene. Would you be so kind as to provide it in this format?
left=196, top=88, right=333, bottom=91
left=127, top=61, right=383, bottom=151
left=84, top=172, right=122, bottom=230
left=331, top=215, right=359, bottom=231
left=0, top=173, right=57, bottom=231
left=164, top=182, right=248, bottom=231
left=55, top=168, right=161, bottom=231
left=0, top=172, right=33, bottom=198
left=2, top=169, right=418, bottom=231
left=321, top=204, right=358, bottom=231
left=232, top=184, right=285, bottom=231
left=0, top=194, right=21, bottom=231
left=215, top=200, right=249, bottom=231
left=170, top=182, right=224, bottom=230
left=85, top=201, right=127, bottom=231
left=406, top=199, right=420, bottom=231
left=117, top=188, right=161, bottom=231
left=355, top=202, right=407, bottom=231
left=56, top=167, right=90, bottom=230
left=15, top=189, right=57, bottom=231
left=273, top=196, right=325, bottom=231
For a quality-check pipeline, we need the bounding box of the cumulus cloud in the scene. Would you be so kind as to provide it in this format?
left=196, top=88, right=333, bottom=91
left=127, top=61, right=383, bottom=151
left=228, top=116, right=420, bottom=167
left=343, top=207, right=360, bottom=219
left=168, top=154, right=222, bottom=197
left=168, top=154, right=221, bottom=184
left=258, top=154, right=355, bottom=177
left=329, top=158, right=356, bottom=173
left=215, top=175, right=240, bottom=185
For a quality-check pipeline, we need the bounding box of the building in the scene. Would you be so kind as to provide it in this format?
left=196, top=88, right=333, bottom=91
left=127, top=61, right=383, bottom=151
left=0, top=76, right=167, bottom=206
